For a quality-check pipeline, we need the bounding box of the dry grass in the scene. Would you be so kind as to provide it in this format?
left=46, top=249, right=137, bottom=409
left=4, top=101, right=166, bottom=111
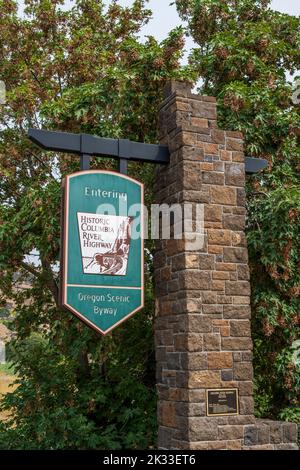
left=0, top=369, right=17, bottom=421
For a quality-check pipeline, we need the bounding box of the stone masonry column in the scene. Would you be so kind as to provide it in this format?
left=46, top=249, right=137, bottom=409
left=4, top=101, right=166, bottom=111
left=154, top=81, right=298, bottom=450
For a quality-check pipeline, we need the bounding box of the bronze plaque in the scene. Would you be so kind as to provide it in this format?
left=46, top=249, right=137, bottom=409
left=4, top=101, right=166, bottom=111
left=206, top=388, right=239, bottom=416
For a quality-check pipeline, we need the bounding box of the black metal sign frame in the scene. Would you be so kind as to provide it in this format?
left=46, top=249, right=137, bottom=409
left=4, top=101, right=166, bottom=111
left=28, top=128, right=268, bottom=174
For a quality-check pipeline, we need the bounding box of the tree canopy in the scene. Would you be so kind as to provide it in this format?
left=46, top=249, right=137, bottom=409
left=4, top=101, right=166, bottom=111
left=0, top=0, right=189, bottom=449
left=0, top=0, right=299, bottom=449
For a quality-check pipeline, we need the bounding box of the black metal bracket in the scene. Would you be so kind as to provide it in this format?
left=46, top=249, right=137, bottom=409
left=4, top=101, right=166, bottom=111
left=28, top=128, right=169, bottom=174
left=245, top=157, right=268, bottom=174
left=28, top=128, right=268, bottom=174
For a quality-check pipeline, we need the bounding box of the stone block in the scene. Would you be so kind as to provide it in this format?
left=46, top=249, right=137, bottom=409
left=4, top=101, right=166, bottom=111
left=225, top=163, right=245, bottom=186
left=231, top=232, right=246, bottom=247
left=274, top=443, right=299, bottom=450
left=202, top=171, right=224, bottom=186
left=232, top=151, right=244, bottom=162
left=203, top=142, right=219, bottom=154
left=220, top=150, right=232, bottom=161
left=213, top=272, right=230, bottom=280
left=183, top=170, right=202, bottom=190
left=238, top=381, right=254, bottom=396
left=179, top=146, right=205, bottom=161
left=195, top=102, right=217, bottom=120
left=185, top=299, right=202, bottom=313
left=218, top=425, right=244, bottom=440
left=181, top=352, right=207, bottom=370
left=222, top=337, right=253, bottom=351
left=171, top=254, right=186, bottom=271
left=239, top=396, right=254, bottom=415
left=185, top=254, right=200, bottom=269
left=230, top=320, right=251, bottom=337
left=223, top=305, right=251, bottom=319
left=233, top=296, right=250, bottom=305
left=164, top=80, right=193, bottom=98
left=191, top=441, right=226, bottom=450
left=159, top=401, right=177, bottom=428
left=157, top=426, right=174, bottom=449
left=244, top=425, right=258, bottom=446
left=166, top=352, right=182, bottom=370
left=204, top=333, right=221, bottom=351
left=237, top=264, right=250, bottom=280
left=226, top=440, right=242, bottom=450
left=189, top=389, right=206, bottom=402
left=268, top=421, right=283, bottom=444
left=223, top=247, right=248, bottom=263
left=233, top=362, right=253, bottom=381
left=161, top=266, right=172, bottom=281
left=226, top=138, right=244, bottom=152
left=211, top=186, right=237, bottom=205
left=201, top=291, right=218, bottom=304
left=225, top=281, right=251, bottom=296
left=207, top=352, right=233, bottom=369
left=226, top=131, right=243, bottom=139
left=221, top=369, right=233, bottom=381
left=223, top=214, right=245, bottom=231
left=282, top=422, right=298, bottom=443
left=208, top=245, right=223, bottom=254
left=166, top=239, right=186, bottom=256
left=257, top=424, right=270, bottom=445
left=216, top=262, right=236, bottom=271
left=184, top=333, right=203, bottom=352
left=202, top=304, right=223, bottom=315
left=211, top=129, right=225, bottom=144
left=189, top=316, right=212, bottom=333
left=237, top=188, right=246, bottom=207
left=243, top=444, right=275, bottom=450
left=179, top=271, right=212, bottom=290
left=188, top=370, right=221, bottom=388
left=191, top=117, right=209, bottom=128
left=198, top=254, right=215, bottom=270
left=211, top=280, right=226, bottom=291
left=189, top=418, right=219, bottom=441
left=208, top=229, right=231, bottom=245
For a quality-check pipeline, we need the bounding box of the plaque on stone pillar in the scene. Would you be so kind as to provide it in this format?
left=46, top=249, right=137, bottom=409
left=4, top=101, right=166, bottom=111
left=206, top=389, right=239, bottom=416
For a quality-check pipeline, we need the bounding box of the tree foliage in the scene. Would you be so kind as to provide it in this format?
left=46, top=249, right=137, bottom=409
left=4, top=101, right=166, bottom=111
left=1, top=0, right=299, bottom=449
left=176, top=0, right=300, bottom=421
left=0, top=0, right=190, bottom=449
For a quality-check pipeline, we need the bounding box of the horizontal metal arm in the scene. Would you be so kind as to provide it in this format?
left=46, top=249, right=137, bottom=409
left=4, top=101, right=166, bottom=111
left=28, top=128, right=169, bottom=164
left=245, top=157, right=268, bottom=173
left=28, top=128, right=268, bottom=173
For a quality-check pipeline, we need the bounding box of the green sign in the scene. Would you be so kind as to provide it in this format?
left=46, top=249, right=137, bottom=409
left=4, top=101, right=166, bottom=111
left=61, top=170, right=144, bottom=335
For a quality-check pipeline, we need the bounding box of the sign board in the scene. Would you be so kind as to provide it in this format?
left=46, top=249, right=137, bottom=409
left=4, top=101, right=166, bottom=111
left=61, top=170, right=144, bottom=335
left=206, top=389, right=239, bottom=416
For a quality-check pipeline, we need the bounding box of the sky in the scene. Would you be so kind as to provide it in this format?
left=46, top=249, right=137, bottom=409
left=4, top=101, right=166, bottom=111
left=16, top=0, right=300, bottom=67
left=17, top=1, right=300, bottom=45
left=117, top=0, right=300, bottom=42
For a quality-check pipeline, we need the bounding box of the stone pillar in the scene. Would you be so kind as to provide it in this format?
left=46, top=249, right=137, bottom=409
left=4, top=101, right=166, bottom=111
left=154, top=81, right=298, bottom=450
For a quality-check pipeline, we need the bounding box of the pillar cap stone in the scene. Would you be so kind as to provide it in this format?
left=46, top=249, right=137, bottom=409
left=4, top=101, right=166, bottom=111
left=164, top=80, right=193, bottom=99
